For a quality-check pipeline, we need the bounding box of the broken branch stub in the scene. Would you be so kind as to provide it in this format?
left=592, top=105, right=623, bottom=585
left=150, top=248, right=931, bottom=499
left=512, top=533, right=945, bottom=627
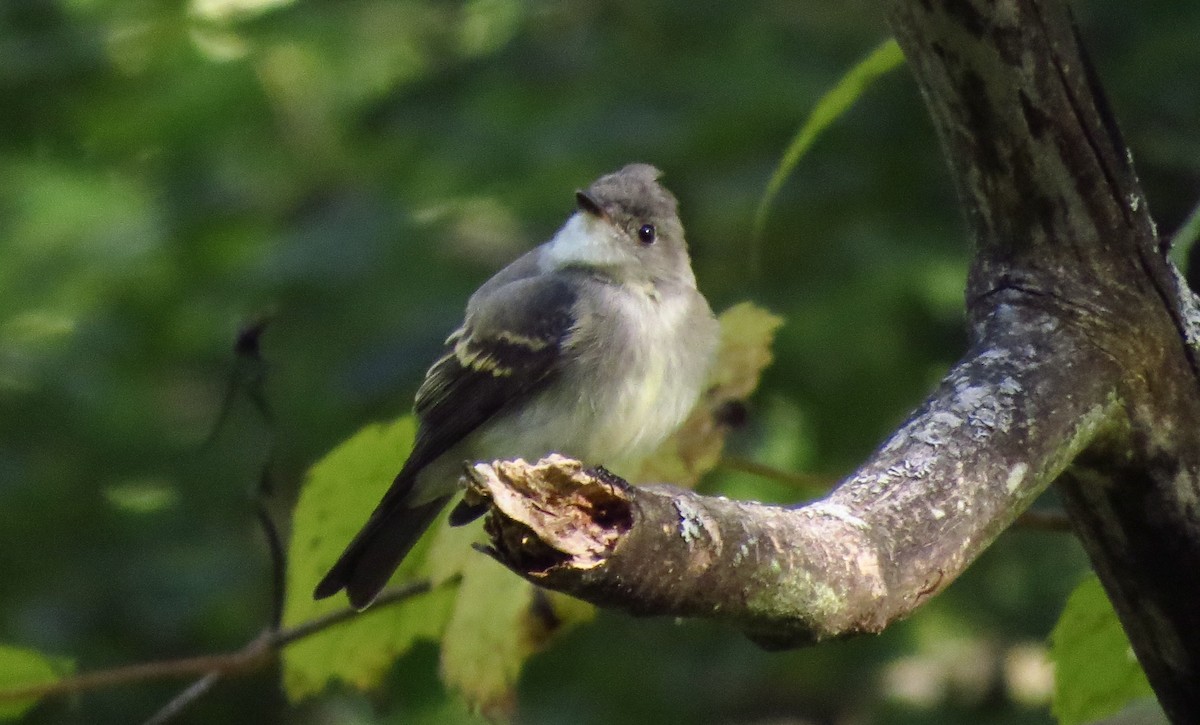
left=471, top=456, right=632, bottom=574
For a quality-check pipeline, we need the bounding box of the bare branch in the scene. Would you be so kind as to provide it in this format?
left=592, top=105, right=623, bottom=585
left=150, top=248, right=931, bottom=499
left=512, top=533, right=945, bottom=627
left=719, top=457, right=1072, bottom=533
left=0, top=581, right=431, bottom=706
left=468, top=305, right=1120, bottom=645
left=717, top=456, right=833, bottom=495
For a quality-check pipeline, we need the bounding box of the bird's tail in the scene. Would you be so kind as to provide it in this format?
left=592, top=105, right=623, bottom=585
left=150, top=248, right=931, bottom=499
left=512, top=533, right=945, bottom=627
left=313, top=477, right=451, bottom=609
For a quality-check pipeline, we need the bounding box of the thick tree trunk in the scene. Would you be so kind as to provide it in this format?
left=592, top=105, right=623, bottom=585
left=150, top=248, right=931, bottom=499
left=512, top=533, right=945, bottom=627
left=883, top=0, right=1200, bottom=718
left=467, top=0, right=1200, bottom=719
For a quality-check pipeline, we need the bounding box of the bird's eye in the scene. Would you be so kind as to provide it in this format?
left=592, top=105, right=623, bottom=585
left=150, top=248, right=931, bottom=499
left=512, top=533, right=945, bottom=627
left=637, top=223, right=657, bottom=245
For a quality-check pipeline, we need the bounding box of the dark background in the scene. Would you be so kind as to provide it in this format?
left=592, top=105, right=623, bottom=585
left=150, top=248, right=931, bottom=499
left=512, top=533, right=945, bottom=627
left=1, top=0, right=1197, bottom=722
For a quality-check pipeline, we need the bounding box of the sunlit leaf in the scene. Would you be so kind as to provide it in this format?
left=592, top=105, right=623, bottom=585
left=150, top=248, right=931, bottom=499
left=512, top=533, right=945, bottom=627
left=283, top=414, right=596, bottom=708
left=753, top=38, right=905, bottom=241
left=282, top=416, right=452, bottom=700
left=635, top=302, right=785, bottom=486
left=1050, top=576, right=1155, bottom=725
left=439, top=554, right=535, bottom=721
left=427, top=524, right=594, bottom=717
left=188, top=26, right=252, bottom=63
left=423, top=517, right=486, bottom=587
left=0, top=644, right=72, bottom=720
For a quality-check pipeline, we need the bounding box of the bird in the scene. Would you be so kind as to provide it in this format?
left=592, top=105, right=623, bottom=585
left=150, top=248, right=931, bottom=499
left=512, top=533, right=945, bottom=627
left=314, top=163, right=719, bottom=609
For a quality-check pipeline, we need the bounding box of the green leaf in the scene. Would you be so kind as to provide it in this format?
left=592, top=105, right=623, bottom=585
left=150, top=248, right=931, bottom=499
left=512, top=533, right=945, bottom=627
left=282, top=416, right=452, bottom=700
left=1168, top=195, right=1200, bottom=271
left=1050, top=576, right=1155, bottom=725
left=423, top=520, right=593, bottom=717
left=753, top=38, right=905, bottom=241
left=439, top=554, right=537, bottom=721
left=282, top=414, right=594, bottom=709
left=0, top=644, right=72, bottom=720
left=424, top=517, right=487, bottom=586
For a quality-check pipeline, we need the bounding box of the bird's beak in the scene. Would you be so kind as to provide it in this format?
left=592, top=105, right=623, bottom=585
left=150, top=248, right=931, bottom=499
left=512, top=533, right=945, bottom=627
left=574, top=190, right=606, bottom=218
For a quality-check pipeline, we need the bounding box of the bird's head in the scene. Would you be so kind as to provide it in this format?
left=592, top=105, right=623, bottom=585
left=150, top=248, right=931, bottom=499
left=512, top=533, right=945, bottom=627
left=543, top=164, right=696, bottom=288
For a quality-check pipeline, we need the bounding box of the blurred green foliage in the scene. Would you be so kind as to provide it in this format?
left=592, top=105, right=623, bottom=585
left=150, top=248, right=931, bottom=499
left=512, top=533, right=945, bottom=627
left=0, top=0, right=1196, bottom=723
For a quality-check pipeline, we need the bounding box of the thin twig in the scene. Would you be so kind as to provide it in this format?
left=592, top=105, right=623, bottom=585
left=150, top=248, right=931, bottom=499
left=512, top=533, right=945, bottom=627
left=201, top=314, right=274, bottom=449
left=1013, top=509, right=1074, bottom=532
left=0, top=580, right=433, bottom=705
left=718, top=456, right=834, bottom=494
left=142, top=672, right=223, bottom=725
left=255, top=492, right=287, bottom=631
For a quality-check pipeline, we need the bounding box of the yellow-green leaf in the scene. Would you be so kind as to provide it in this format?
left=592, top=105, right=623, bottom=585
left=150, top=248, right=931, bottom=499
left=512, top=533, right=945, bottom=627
left=439, top=554, right=536, bottom=721
left=428, top=524, right=594, bottom=716
left=1050, top=576, right=1155, bottom=725
left=283, top=414, right=596, bottom=710
left=423, top=517, right=487, bottom=587
left=282, top=416, right=451, bottom=700
left=635, top=302, right=784, bottom=486
left=0, top=644, right=72, bottom=720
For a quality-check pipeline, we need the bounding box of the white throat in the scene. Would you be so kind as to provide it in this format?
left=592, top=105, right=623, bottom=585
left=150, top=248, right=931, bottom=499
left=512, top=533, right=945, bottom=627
left=539, top=213, right=629, bottom=272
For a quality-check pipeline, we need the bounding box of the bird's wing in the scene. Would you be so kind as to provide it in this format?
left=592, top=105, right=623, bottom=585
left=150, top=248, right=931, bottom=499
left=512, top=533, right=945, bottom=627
left=402, top=272, right=579, bottom=480
left=312, top=272, right=580, bottom=606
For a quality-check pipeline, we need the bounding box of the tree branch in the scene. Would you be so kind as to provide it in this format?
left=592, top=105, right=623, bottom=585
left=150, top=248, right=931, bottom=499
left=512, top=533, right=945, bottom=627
left=468, top=303, right=1119, bottom=646
left=720, top=457, right=1073, bottom=532
left=882, top=0, right=1200, bottom=719
left=0, top=581, right=431, bottom=706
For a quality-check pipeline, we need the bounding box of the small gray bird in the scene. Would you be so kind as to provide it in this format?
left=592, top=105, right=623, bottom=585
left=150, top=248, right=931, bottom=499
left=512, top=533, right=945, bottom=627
left=314, top=164, right=719, bottom=609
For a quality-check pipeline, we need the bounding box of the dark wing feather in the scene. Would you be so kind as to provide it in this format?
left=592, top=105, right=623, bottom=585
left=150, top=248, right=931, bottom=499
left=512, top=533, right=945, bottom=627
left=313, top=273, right=579, bottom=607
left=402, top=273, right=578, bottom=479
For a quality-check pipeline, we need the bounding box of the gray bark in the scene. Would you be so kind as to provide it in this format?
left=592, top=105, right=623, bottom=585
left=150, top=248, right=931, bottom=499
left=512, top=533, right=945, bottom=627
left=466, top=0, right=1200, bottom=719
